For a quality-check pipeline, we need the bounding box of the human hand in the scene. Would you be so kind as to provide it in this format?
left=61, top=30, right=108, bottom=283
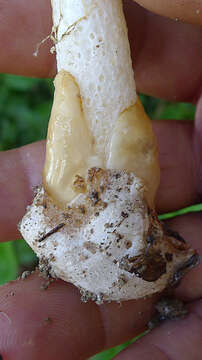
left=0, top=0, right=201, bottom=359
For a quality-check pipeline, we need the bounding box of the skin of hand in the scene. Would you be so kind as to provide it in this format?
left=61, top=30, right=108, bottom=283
left=0, top=0, right=201, bottom=359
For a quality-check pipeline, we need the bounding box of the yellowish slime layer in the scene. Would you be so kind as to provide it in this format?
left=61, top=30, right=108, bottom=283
left=43, top=70, right=160, bottom=209
left=108, top=99, right=160, bottom=206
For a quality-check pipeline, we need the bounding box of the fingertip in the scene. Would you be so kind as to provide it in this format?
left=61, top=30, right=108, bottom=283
left=0, top=0, right=56, bottom=77
left=0, top=273, right=104, bottom=360
left=115, top=299, right=202, bottom=360
left=0, top=141, right=45, bottom=242
left=0, top=273, right=157, bottom=359
left=165, top=213, right=202, bottom=301
left=134, top=0, right=202, bottom=26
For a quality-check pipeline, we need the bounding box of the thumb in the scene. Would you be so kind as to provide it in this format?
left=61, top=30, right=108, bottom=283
left=0, top=273, right=157, bottom=360
left=134, top=0, right=202, bottom=25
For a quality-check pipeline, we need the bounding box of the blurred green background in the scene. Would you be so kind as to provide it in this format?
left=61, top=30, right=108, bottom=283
left=0, top=73, right=201, bottom=359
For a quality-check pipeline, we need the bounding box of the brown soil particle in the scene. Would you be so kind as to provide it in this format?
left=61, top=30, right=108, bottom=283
left=89, top=190, right=100, bottom=205
left=120, top=251, right=167, bottom=282
left=44, top=317, right=52, bottom=324
left=83, top=241, right=97, bottom=254
left=73, top=175, right=86, bottom=193
left=165, top=252, right=173, bottom=262
left=164, top=228, right=186, bottom=243
left=148, top=297, right=188, bottom=329
left=40, top=279, right=54, bottom=290
left=170, top=253, right=200, bottom=287
left=21, top=271, right=31, bottom=280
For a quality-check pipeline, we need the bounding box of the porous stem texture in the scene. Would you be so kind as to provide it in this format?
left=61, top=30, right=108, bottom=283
left=51, top=0, right=136, bottom=157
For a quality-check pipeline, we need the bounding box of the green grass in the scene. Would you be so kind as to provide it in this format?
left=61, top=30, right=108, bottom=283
left=159, top=203, right=202, bottom=220
left=0, top=74, right=53, bottom=151
left=0, top=73, right=201, bottom=359
left=0, top=242, right=18, bottom=285
left=140, top=94, right=196, bottom=121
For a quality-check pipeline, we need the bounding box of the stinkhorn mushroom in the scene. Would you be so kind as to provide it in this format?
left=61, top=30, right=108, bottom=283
left=19, top=0, right=199, bottom=303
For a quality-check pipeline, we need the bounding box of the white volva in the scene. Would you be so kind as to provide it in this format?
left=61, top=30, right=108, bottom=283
left=20, top=0, right=198, bottom=303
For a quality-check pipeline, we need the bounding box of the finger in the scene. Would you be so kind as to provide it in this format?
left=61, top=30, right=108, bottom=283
left=154, top=120, right=199, bottom=214
left=0, top=273, right=157, bottom=360
left=165, top=213, right=202, bottom=302
left=115, top=299, right=202, bottom=360
left=194, top=93, right=202, bottom=197
left=134, top=0, right=202, bottom=26
left=0, top=120, right=199, bottom=242
left=0, top=141, right=45, bottom=242
left=1, top=1, right=202, bottom=103
left=0, top=0, right=55, bottom=78
left=125, top=1, right=202, bottom=101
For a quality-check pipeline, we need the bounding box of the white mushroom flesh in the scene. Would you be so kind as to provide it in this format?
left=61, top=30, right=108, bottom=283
left=20, top=0, right=198, bottom=303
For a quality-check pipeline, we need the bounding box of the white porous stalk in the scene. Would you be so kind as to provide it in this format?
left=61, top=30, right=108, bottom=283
left=20, top=0, right=198, bottom=303
left=51, top=0, right=136, bottom=159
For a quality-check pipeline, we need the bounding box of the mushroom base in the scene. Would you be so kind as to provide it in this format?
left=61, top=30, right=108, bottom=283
left=19, top=168, right=199, bottom=303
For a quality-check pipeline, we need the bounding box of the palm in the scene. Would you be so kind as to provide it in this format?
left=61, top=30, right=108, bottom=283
left=0, top=1, right=201, bottom=359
